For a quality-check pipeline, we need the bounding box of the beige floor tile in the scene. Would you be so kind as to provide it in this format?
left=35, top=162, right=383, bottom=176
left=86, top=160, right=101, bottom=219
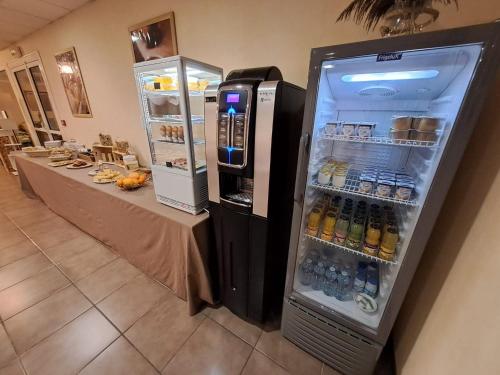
left=44, top=234, right=100, bottom=263
left=98, top=274, right=169, bottom=332
left=0, top=360, right=24, bottom=375
left=21, top=308, right=119, bottom=375
left=58, top=243, right=116, bottom=282
left=11, top=209, right=59, bottom=228
left=255, top=330, right=323, bottom=375
left=0, top=240, right=38, bottom=268
left=321, top=363, right=342, bottom=375
left=76, top=258, right=141, bottom=303
left=80, top=337, right=157, bottom=375
left=162, top=318, right=252, bottom=375
left=25, top=218, right=83, bottom=249
left=0, top=230, right=25, bottom=251
left=0, top=326, right=16, bottom=368
left=0, top=266, right=70, bottom=320
left=242, top=350, right=290, bottom=375
left=5, top=285, right=91, bottom=354
left=0, top=253, right=52, bottom=291
left=205, top=306, right=262, bottom=346
left=125, top=294, right=205, bottom=370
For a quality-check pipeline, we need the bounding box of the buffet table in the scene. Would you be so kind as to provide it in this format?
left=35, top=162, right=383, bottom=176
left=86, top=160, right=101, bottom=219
left=15, top=153, right=213, bottom=314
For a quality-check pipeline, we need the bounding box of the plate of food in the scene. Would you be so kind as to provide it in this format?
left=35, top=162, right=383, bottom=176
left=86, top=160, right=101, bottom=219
left=67, top=159, right=93, bottom=169
left=48, top=160, right=74, bottom=168
left=115, top=171, right=149, bottom=190
left=93, top=169, right=123, bottom=184
left=22, top=146, right=50, bottom=157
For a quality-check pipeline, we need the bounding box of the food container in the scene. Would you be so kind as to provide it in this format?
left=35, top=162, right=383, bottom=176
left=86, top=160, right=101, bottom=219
left=390, top=129, right=409, bottom=140
left=392, top=116, right=413, bottom=130
left=44, top=140, right=62, bottom=149
left=341, top=123, right=356, bottom=137
left=324, top=122, right=341, bottom=136
left=123, top=154, right=139, bottom=171
left=376, top=179, right=395, bottom=197
left=332, top=167, right=348, bottom=188
left=359, top=175, right=376, bottom=193
left=357, top=122, right=376, bottom=138
left=415, top=130, right=438, bottom=142
left=317, top=167, right=332, bottom=185
left=412, top=116, right=439, bottom=131
left=395, top=181, right=415, bottom=200
left=171, top=126, right=179, bottom=142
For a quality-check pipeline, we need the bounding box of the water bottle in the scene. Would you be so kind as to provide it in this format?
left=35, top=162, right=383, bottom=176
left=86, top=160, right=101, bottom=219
left=336, top=266, right=353, bottom=301
left=299, top=258, right=314, bottom=286
left=323, top=265, right=337, bottom=297
left=353, top=262, right=368, bottom=293
left=364, top=262, right=379, bottom=297
left=312, top=261, right=326, bottom=290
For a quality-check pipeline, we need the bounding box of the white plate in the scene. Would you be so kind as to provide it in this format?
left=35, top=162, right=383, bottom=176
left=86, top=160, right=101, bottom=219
left=354, top=293, right=378, bottom=313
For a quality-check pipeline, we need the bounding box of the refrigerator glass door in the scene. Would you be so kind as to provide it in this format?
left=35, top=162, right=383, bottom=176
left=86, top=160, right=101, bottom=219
left=292, top=43, right=482, bottom=329
left=139, top=63, right=191, bottom=174
left=184, top=63, right=222, bottom=174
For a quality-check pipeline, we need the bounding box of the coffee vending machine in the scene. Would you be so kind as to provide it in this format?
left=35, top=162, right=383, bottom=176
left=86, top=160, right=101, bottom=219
left=205, top=67, right=306, bottom=322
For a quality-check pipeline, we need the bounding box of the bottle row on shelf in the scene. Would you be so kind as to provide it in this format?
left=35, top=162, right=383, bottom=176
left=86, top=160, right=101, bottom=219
left=316, top=159, right=416, bottom=202
left=298, top=250, right=380, bottom=314
left=306, top=194, right=399, bottom=262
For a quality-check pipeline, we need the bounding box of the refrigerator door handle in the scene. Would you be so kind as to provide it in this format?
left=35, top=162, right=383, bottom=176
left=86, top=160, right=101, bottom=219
left=293, top=132, right=310, bottom=204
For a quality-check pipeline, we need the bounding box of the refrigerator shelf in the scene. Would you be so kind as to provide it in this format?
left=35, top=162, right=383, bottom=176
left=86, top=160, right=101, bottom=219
left=310, top=173, right=418, bottom=207
left=304, top=233, right=397, bottom=265
left=148, top=115, right=205, bottom=124
left=320, top=134, right=438, bottom=149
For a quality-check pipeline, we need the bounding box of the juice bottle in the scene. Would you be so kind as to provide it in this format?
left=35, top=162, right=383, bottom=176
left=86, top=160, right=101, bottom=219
left=333, top=214, right=349, bottom=245
left=363, top=223, right=381, bottom=256
left=320, top=211, right=337, bottom=241
left=307, top=208, right=322, bottom=236
left=379, top=227, right=398, bottom=261
left=345, top=218, right=364, bottom=250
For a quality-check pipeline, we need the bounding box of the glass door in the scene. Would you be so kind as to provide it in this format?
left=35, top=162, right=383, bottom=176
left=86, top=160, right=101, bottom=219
left=139, top=62, right=191, bottom=175
left=184, top=62, right=223, bottom=173
left=11, top=62, right=61, bottom=146
left=291, top=44, right=482, bottom=329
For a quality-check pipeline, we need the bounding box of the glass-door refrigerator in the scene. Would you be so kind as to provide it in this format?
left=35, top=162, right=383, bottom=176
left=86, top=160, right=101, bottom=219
left=282, top=22, right=500, bottom=375
left=134, top=56, right=222, bottom=214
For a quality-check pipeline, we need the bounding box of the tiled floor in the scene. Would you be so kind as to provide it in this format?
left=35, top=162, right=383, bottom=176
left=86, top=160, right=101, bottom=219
left=0, top=169, right=339, bottom=375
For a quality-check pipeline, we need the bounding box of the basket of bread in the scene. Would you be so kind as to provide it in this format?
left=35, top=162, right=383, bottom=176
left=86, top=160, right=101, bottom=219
left=115, top=171, right=149, bottom=190
left=48, top=147, right=72, bottom=162
left=22, top=146, right=50, bottom=157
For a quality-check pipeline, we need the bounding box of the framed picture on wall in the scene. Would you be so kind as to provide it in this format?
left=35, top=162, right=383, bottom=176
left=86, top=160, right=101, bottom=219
left=54, top=47, right=92, bottom=118
left=129, top=12, right=178, bottom=63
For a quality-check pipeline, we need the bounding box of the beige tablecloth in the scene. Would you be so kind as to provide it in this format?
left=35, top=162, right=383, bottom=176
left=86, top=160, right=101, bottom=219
left=15, top=154, right=213, bottom=314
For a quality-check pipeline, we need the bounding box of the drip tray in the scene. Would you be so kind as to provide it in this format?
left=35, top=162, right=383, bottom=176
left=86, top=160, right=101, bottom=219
left=225, top=192, right=253, bottom=205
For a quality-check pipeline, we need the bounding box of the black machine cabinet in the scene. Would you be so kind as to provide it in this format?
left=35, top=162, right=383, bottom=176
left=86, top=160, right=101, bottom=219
left=205, top=67, right=306, bottom=322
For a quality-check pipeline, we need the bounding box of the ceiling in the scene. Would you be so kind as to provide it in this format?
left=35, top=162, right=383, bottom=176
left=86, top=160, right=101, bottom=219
left=0, top=0, right=92, bottom=50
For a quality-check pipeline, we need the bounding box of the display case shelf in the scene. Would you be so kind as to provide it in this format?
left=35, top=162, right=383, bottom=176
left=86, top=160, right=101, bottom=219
left=304, top=233, right=397, bottom=265
left=145, top=89, right=205, bottom=97
left=320, top=133, right=438, bottom=148
left=309, top=170, right=418, bottom=207
left=154, top=139, right=205, bottom=145
left=148, top=115, right=204, bottom=125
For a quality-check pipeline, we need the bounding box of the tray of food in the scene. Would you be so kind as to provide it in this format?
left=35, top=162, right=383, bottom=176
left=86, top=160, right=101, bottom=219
left=48, top=160, right=74, bottom=167
left=67, top=160, right=93, bottom=169
left=48, top=147, right=73, bottom=162
left=115, top=171, right=149, bottom=190
left=93, top=169, right=123, bottom=184
left=22, top=147, right=50, bottom=157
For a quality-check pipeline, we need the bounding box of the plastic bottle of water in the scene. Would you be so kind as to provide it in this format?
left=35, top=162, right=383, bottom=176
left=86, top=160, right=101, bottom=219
left=353, top=262, right=368, bottom=293
left=323, top=265, right=337, bottom=296
left=337, top=266, right=353, bottom=301
left=312, top=261, right=326, bottom=290
left=299, top=258, right=314, bottom=286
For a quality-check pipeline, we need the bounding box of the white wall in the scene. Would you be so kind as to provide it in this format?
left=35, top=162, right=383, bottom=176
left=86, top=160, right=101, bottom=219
left=0, top=1, right=499, bottom=373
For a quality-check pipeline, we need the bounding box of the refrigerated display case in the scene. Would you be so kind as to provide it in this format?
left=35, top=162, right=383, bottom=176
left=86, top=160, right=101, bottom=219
left=134, top=56, right=222, bottom=214
left=282, top=23, right=500, bottom=375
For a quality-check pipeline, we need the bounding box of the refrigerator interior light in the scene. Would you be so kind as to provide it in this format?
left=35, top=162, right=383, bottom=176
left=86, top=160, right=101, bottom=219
left=341, top=70, right=439, bottom=82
